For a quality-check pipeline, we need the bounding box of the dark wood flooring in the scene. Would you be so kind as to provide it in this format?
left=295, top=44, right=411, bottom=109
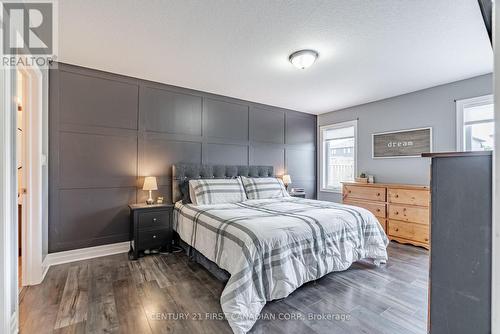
left=19, top=242, right=428, bottom=334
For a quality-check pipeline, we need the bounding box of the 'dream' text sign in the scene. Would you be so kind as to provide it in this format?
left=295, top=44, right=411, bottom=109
left=372, top=128, right=431, bottom=158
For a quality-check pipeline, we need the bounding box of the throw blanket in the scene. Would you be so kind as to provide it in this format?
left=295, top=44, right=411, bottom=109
left=174, top=197, right=389, bottom=333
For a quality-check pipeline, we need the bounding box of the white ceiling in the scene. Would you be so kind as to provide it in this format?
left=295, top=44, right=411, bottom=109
left=58, top=0, right=493, bottom=115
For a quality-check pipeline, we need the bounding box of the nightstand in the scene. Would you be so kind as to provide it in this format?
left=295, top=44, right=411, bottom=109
left=128, top=203, right=173, bottom=260
left=289, top=192, right=306, bottom=198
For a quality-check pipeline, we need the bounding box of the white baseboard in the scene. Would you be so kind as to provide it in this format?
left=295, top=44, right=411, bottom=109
left=40, top=262, right=49, bottom=283
left=43, top=241, right=130, bottom=268
left=10, top=311, right=18, bottom=334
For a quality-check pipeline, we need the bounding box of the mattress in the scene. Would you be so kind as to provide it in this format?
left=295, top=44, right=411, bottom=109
left=173, top=197, right=389, bottom=334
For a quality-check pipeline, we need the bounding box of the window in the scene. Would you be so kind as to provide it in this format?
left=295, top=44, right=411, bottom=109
left=320, top=120, right=357, bottom=192
left=456, top=95, right=494, bottom=151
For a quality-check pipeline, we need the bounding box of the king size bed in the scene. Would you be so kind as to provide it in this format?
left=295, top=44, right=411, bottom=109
left=172, top=163, right=389, bottom=334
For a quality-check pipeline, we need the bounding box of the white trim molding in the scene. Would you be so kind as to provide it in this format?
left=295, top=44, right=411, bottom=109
left=319, top=120, right=358, bottom=194
left=18, top=66, right=45, bottom=286
left=10, top=311, right=17, bottom=334
left=43, top=242, right=130, bottom=268
left=0, top=67, right=18, bottom=334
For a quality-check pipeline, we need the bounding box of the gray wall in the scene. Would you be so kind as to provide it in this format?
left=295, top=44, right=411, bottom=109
left=318, top=74, right=493, bottom=202
left=49, top=63, right=316, bottom=253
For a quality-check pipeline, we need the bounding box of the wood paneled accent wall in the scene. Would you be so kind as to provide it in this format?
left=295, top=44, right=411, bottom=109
left=49, top=63, right=317, bottom=253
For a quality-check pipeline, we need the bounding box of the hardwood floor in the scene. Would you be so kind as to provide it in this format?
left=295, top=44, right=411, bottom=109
left=19, top=242, right=428, bottom=334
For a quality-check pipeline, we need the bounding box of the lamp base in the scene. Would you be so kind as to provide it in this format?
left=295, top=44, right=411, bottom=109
left=146, top=189, right=154, bottom=205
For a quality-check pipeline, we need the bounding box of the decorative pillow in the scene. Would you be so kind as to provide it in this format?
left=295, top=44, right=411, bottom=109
left=241, top=176, right=290, bottom=199
left=189, top=178, right=247, bottom=205
left=179, top=181, right=191, bottom=204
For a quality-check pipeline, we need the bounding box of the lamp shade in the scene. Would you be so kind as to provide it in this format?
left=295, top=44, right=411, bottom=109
left=143, top=176, right=158, bottom=191
left=282, top=174, right=292, bottom=185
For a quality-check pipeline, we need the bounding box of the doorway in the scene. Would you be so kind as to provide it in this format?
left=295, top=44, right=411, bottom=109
left=16, top=70, right=25, bottom=292
left=15, top=66, right=45, bottom=292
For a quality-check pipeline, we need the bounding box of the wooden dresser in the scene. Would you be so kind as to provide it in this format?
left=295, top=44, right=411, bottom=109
left=342, top=182, right=430, bottom=249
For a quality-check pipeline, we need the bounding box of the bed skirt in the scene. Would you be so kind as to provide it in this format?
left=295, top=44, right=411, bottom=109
left=178, top=238, right=230, bottom=282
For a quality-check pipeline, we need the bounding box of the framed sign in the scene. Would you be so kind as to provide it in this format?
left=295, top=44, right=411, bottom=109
left=372, top=127, right=432, bottom=158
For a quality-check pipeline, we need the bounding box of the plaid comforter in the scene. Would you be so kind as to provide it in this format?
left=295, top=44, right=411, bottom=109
left=174, top=197, right=389, bottom=334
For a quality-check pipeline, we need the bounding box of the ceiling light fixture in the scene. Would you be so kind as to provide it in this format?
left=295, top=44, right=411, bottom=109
left=289, top=49, right=319, bottom=69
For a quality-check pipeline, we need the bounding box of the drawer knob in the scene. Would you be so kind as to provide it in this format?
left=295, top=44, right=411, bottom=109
left=153, top=218, right=158, bottom=222
left=376, top=208, right=380, bottom=212
left=153, top=235, right=157, bottom=239
left=395, top=228, right=399, bottom=232
left=377, top=193, right=380, bottom=196
left=425, top=238, right=429, bottom=242
left=395, top=211, right=399, bottom=215
left=395, top=194, right=399, bottom=198
left=348, top=190, right=352, bottom=193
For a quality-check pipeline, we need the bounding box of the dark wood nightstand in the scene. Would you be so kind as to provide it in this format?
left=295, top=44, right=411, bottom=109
left=128, top=203, right=173, bottom=260
left=289, top=192, right=306, bottom=198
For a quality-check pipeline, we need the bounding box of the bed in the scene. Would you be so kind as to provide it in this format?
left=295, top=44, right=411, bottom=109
left=172, top=163, right=389, bottom=334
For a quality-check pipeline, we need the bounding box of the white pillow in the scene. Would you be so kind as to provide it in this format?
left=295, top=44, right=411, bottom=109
left=241, top=176, right=290, bottom=200
left=189, top=178, right=247, bottom=205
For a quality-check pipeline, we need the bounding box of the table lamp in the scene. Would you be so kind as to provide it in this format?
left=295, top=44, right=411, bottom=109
left=282, top=174, right=292, bottom=190
left=143, top=176, right=158, bottom=205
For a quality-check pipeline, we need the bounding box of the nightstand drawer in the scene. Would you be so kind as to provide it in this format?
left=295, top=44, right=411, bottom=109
left=138, top=228, right=171, bottom=250
left=138, top=211, right=170, bottom=229
left=129, top=204, right=174, bottom=259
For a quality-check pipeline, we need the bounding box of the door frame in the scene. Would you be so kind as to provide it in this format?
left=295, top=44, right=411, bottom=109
left=0, top=64, right=45, bottom=333
left=17, top=66, right=45, bottom=287
left=1, top=66, right=18, bottom=333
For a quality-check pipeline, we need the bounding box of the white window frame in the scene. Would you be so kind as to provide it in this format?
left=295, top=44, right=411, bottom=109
left=319, top=120, right=358, bottom=193
left=456, top=94, right=494, bottom=151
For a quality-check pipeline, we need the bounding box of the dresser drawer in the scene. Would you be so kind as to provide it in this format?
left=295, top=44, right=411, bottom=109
left=388, top=204, right=429, bottom=225
left=387, top=188, right=429, bottom=206
left=138, top=228, right=171, bottom=250
left=344, top=199, right=386, bottom=218
left=343, top=185, right=386, bottom=202
left=138, top=211, right=170, bottom=229
left=388, top=220, right=429, bottom=244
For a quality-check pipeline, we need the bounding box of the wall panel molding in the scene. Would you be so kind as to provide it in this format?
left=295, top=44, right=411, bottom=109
left=49, top=62, right=317, bottom=253
left=203, top=98, right=249, bottom=141
left=250, top=107, right=285, bottom=144
left=140, top=86, right=202, bottom=136
left=60, top=70, right=139, bottom=130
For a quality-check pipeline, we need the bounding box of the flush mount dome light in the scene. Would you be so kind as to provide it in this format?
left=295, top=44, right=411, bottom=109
left=289, top=49, right=319, bottom=69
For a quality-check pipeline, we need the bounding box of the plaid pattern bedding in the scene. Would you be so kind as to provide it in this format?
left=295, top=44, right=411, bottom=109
left=189, top=178, right=247, bottom=205
left=241, top=176, right=290, bottom=199
left=174, top=197, right=389, bottom=334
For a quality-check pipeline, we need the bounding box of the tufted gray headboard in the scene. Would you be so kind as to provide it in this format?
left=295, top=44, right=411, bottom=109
left=172, top=163, right=274, bottom=203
